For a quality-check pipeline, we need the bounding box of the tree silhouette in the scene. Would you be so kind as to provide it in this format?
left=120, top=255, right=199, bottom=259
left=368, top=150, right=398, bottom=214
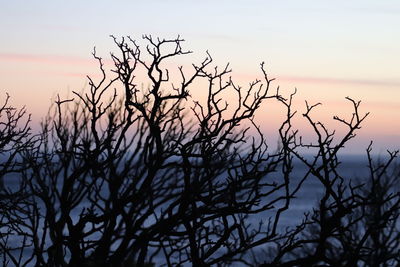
left=0, top=94, right=33, bottom=265
left=257, top=112, right=400, bottom=266
left=0, top=36, right=399, bottom=267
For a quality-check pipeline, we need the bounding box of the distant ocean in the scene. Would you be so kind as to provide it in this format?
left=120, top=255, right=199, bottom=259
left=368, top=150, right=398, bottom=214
left=275, top=154, right=373, bottom=228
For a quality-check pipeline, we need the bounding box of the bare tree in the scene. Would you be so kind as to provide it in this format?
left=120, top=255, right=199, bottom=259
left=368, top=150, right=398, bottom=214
left=3, top=35, right=293, bottom=266
left=356, top=153, right=400, bottom=266
left=0, top=94, right=33, bottom=266
left=1, top=35, right=398, bottom=267
left=256, top=100, right=400, bottom=266
left=0, top=94, right=31, bottom=189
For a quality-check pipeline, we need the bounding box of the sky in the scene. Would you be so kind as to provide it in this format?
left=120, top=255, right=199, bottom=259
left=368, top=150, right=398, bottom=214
left=0, top=0, right=399, bottom=154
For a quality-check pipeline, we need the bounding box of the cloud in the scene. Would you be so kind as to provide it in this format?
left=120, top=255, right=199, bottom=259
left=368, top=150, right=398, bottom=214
left=277, top=75, right=400, bottom=88
left=51, top=71, right=101, bottom=78
left=0, top=53, right=102, bottom=66
left=2, top=52, right=399, bottom=89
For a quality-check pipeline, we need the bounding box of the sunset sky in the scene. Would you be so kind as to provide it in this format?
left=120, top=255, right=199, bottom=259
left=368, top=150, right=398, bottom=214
left=1, top=1, right=399, bottom=154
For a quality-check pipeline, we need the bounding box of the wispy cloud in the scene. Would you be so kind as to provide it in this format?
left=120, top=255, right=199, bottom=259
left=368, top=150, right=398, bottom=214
left=2, top=52, right=399, bottom=89
left=364, top=101, right=400, bottom=110
left=278, top=76, right=400, bottom=88
left=52, top=71, right=101, bottom=78
left=318, top=100, right=400, bottom=110
left=232, top=72, right=400, bottom=88
left=0, top=53, right=99, bottom=66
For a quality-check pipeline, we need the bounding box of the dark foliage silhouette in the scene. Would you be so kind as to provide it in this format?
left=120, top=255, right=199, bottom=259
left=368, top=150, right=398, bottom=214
left=0, top=36, right=399, bottom=267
